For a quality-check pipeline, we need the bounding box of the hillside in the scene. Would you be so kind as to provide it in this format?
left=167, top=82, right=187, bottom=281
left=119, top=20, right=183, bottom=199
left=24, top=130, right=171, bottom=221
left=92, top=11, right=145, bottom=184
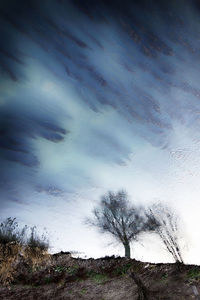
left=1, top=244, right=200, bottom=299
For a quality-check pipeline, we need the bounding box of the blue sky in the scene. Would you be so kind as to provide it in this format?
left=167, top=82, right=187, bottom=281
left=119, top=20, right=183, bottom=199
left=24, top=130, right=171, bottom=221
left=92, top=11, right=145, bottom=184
left=1, top=0, right=200, bottom=263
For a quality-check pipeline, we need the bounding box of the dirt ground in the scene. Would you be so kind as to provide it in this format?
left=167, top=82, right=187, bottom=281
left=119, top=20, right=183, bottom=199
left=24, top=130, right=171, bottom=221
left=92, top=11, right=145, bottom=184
left=0, top=277, right=138, bottom=300
left=1, top=251, right=200, bottom=299
left=0, top=274, right=199, bottom=300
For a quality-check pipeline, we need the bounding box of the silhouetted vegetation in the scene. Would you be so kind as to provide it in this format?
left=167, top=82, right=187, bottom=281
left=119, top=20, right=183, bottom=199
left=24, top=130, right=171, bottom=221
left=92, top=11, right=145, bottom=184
left=0, top=217, right=27, bottom=245
left=86, top=190, right=156, bottom=258
left=27, top=226, right=49, bottom=252
left=145, top=203, right=184, bottom=264
left=86, top=188, right=186, bottom=264
left=0, top=217, right=49, bottom=252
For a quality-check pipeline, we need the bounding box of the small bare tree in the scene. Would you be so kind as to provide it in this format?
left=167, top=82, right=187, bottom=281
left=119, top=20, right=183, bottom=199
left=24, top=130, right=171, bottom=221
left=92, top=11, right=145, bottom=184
left=145, top=203, right=184, bottom=264
left=87, top=190, right=147, bottom=258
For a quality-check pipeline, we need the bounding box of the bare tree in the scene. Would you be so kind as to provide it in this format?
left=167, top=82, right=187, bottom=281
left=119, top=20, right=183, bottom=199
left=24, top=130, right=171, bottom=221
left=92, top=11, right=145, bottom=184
left=145, top=203, right=184, bottom=264
left=87, top=190, right=147, bottom=258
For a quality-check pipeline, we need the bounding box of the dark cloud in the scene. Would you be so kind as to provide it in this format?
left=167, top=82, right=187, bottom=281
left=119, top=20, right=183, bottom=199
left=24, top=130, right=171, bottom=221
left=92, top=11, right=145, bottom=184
left=0, top=0, right=182, bottom=131
left=1, top=0, right=200, bottom=213
left=0, top=111, right=67, bottom=166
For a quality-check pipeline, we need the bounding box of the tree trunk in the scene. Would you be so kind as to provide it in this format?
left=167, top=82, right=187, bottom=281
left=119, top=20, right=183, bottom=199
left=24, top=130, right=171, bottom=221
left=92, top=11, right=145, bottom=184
left=124, top=242, right=130, bottom=258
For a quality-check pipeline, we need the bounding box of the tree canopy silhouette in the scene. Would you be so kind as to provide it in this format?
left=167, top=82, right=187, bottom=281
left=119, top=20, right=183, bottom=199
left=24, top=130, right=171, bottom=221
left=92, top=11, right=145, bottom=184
left=87, top=190, right=148, bottom=258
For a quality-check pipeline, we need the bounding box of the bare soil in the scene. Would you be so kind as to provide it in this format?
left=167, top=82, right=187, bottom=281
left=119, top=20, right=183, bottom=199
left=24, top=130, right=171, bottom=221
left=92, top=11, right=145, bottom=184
left=1, top=251, right=200, bottom=299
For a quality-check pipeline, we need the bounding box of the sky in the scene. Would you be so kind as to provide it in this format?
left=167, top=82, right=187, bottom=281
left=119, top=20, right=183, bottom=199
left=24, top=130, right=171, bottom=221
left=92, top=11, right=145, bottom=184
left=1, top=0, right=200, bottom=263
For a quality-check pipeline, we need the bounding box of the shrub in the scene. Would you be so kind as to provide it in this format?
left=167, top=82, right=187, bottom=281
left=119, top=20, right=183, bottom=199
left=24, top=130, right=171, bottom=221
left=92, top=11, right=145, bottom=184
left=0, top=218, right=49, bottom=251
left=0, top=217, right=28, bottom=245
left=27, top=226, right=49, bottom=252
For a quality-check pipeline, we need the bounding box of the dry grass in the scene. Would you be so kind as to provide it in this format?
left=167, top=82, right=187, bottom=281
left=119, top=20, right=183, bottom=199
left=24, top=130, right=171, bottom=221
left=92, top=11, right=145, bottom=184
left=0, top=242, right=50, bottom=285
left=0, top=217, right=50, bottom=285
left=0, top=242, right=21, bottom=285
